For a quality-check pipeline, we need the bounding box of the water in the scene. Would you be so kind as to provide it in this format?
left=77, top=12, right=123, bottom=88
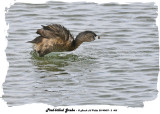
left=3, top=1, right=158, bottom=107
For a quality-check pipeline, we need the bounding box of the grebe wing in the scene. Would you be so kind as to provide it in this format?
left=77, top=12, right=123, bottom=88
left=38, top=24, right=74, bottom=41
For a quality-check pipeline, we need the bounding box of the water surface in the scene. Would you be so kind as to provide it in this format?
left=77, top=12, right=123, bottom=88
left=3, top=1, right=159, bottom=107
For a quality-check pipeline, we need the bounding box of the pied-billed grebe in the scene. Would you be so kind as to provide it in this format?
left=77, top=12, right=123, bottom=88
left=28, top=24, right=100, bottom=57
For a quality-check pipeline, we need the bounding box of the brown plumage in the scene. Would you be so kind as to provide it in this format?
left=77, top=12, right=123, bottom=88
left=28, top=24, right=100, bottom=57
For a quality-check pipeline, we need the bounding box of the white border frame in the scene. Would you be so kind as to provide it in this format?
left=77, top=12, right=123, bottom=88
left=0, top=0, right=159, bottom=114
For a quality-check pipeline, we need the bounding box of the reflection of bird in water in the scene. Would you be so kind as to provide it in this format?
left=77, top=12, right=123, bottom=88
left=28, top=24, right=100, bottom=57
